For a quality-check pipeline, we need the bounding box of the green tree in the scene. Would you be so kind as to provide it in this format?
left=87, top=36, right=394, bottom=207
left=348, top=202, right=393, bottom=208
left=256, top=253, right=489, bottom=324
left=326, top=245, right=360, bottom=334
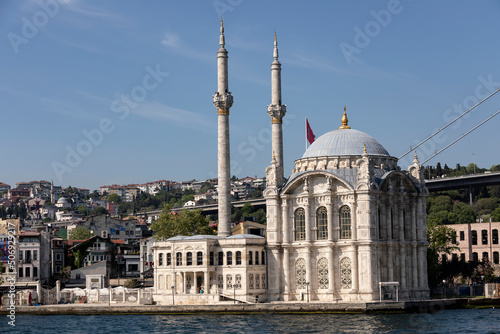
left=68, top=226, right=92, bottom=240
left=492, top=207, right=500, bottom=222
left=451, top=202, right=475, bottom=224
left=77, top=205, right=88, bottom=216
left=474, top=197, right=499, bottom=216
left=150, top=205, right=215, bottom=240
left=108, top=193, right=121, bottom=203
left=241, top=202, right=254, bottom=217
left=90, top=206, right=108, bottom=215
left=427, top=195, right=453, bottom=214
left=427, top=224, right=459, bottom=288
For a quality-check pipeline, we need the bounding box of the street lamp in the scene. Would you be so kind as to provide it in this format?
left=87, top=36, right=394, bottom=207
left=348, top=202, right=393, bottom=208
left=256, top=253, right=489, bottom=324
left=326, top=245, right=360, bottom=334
left=306, top=282, right=310, bottom=303
left=171, top=285, right=175, bottom=305
left=233, top=284, right=237, bottom=304
left=442, top=280, right=446, bottom=299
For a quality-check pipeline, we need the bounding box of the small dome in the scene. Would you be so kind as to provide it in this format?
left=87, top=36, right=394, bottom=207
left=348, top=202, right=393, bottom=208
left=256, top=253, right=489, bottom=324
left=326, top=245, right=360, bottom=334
left=302, top=128, right=390, bottom=159
left=57, top=197, right=68, bottom=204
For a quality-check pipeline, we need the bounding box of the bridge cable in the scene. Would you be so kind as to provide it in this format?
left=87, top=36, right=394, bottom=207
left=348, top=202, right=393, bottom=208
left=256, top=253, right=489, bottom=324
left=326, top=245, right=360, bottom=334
left=421, top=109, right=500, bottom=165
left=399, top=87, right=500, bottom=160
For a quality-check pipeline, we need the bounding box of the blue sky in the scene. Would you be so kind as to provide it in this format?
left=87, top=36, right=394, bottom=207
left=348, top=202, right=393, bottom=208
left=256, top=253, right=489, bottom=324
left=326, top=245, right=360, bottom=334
left=1, top=0, right=499, bottom=191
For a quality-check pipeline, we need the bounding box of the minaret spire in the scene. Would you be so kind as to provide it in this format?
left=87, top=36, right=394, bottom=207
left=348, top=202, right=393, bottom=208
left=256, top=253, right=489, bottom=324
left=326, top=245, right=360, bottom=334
left=213, top=20, right=233, bottom=238
left=267, top=32, right=286, bottom=186
left=220, top=17, right=225, bottom=48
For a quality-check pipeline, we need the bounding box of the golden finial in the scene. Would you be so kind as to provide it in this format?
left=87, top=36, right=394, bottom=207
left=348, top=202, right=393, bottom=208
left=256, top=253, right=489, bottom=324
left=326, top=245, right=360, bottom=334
left=414, top=151, right=418, bottom=159
left=221, top=17, right=223, bottom=28
left=274, top=31, right=277, bottom=42
left=339, top=106, right=351, bottom=129
left=363, top=144, right=367, bottom=154
left=272, top=151, right=276, bottom=161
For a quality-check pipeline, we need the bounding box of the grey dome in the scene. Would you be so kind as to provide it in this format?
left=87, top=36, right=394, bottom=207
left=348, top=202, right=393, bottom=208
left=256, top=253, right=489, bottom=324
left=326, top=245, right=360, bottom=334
left=302, top=128, right=390, bottom=158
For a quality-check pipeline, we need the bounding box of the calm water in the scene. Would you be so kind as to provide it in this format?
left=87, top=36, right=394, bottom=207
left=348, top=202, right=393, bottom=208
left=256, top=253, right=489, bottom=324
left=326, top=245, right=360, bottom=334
left=2, top=308, right=500, bottom=333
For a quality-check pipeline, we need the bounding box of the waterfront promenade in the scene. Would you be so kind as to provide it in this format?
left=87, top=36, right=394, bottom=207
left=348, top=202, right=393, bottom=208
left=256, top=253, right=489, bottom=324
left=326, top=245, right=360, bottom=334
left=3, top=298, right=500, bottom=315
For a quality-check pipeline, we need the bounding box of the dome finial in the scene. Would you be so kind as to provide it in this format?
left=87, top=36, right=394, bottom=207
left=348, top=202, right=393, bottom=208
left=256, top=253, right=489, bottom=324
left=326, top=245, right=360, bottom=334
left=363, top=144, right=367, bottom=154
left=339, top=106, right=351, bottom=129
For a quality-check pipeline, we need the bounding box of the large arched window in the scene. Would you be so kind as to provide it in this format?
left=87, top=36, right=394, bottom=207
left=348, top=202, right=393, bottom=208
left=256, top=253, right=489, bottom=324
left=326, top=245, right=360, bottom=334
left=236, top=251, right=242, bottom=265
left=295, top=258, right=306, bottom=289
left=471, top=230, right=478, bottom=245
left=158, top=253, right=163, bottom=266
left=317, top=258, right=329, bottom=289
left=317, top=207, right=328, bottom=240
left=176, top=252, right=182, bottom=266
left=197, top=252, right=203, bottom=265
left=339, top=206, right=351, bottom=239
left=227, top=251, right=233, bottom=265
left=295, top=208, right=306, bottom=241
left=186, top=252, right=192, bottom=266
left=218, top=251, right=224, bottom=265
left=340, top=257, right=352, bottom=289
left=248, top=251, right=253, bottom=265
left=261, top=251, right=266, bottom=265
left=167, top=253, right=171, bottom=266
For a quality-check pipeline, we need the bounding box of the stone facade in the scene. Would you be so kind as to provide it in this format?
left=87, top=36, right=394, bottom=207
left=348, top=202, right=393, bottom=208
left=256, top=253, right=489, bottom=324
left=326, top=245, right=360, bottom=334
left=152, top=22, right=430, bottom=305
left=153, top=235, right=266, bottom=305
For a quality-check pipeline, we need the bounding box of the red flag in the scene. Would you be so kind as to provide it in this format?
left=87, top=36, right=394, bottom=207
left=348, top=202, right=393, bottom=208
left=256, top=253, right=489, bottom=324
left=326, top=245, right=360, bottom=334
left=306, top=118, right=315, bottom=145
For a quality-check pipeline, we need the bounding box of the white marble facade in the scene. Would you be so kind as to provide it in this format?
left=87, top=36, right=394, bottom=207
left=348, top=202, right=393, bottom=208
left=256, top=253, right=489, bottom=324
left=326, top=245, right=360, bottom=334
left=153, top=23, right=430, bottom=305
left=265, top=129, right=430, bottom=302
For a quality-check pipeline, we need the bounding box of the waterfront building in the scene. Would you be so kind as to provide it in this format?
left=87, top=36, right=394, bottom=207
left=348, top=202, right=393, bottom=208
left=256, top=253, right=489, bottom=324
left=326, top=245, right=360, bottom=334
left=17, top=230, right=51, bottom=285
left=443, top=221, right=500, bottom=275
left=152, top=22, right=429, bottom=305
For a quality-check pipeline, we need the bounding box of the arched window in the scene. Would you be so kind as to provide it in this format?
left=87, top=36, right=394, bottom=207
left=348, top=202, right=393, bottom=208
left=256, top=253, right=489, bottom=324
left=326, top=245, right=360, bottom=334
left=255, top=251, right=259, bottom=265
left=482, top=252, right=489, bottom=261
left=295, top=258, right=306, bottom=289
left=317, top=207, right=328, bottom=240
left=261, top=251, right=266, bottom=265
left=482, top=230, right=488, bottom=244
left=317, top=258, right=329, bottom=289
left=166, top=253, right=171, bottom=266
left=176, top=252, right=182, bottom=266
left=235, top=274, right=242, bottom=289
left=493, top=229, right=499, bottom=244
left=494, top=252, right=499, bottom=264
left=226, top=274, right=232, bottom=289
left=236, top=251, right=241, bottom=265
left=340, top=257, right=352, bottom=289
left=339, top=206, right=351, bottom=239
left=186, top=252, right=193, bottom=266
left=248, top=251, right=253, bottom=265
left=197, top=252, right=203, bottom=265
left=158, top=253, right=163, bottom=266
left=295, top=208, right=306, bottom=241
left=249, top=274, right=254, bottom=289
left=209, top=252, right=214, bottom=266
left=227, top=251, right=233, bottom=265
left=471, top=230, right=478, bottom=245
left=218, top=251, right=224, bottom=265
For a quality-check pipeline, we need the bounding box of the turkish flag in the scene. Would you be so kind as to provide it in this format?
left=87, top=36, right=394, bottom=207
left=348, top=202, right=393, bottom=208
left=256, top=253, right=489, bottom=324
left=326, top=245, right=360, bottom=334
left=306, top=118, right=315, bottom=145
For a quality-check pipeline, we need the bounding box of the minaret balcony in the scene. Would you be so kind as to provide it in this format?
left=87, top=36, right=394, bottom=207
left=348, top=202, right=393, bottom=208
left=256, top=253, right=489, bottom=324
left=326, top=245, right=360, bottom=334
left=213, top=92, right=234, bottom=111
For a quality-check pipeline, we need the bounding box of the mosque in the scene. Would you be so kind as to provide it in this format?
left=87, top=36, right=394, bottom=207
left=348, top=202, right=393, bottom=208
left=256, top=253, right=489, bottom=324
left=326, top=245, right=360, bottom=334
left=152, top=21, right=430, bottom=305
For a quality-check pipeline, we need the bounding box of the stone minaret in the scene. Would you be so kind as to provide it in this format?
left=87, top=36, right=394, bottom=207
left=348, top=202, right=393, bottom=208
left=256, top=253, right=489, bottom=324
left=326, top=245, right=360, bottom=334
left=267, top=33, right=287, bottom=186
left=213, top=19, right=233, bottom=237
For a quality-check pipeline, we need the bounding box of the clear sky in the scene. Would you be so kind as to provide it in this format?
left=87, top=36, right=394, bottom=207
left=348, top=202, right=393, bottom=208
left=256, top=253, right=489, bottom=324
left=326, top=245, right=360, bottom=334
left=1, top=0, right=499, bottom=191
